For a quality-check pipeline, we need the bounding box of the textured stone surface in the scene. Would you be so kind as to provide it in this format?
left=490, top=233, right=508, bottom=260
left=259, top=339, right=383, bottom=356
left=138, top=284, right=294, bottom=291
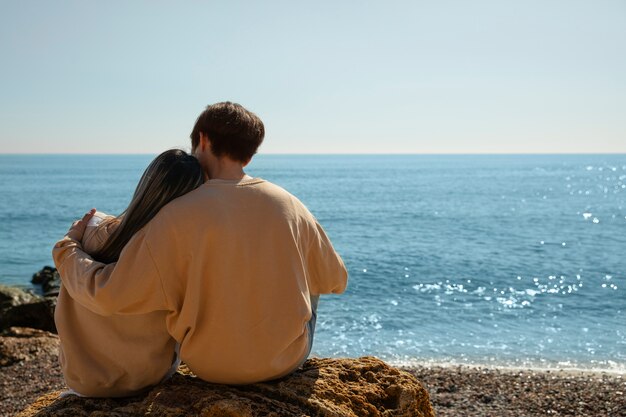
left=0, top=284, right=39, bottom=311
left=0, top=298, right=57, bottom=333
left=17, top=357, right=435, bottom=417
left=31, top=266, right=61, bottom=297
left=0, top=327, right=59, bottom=367
left=0, top=285, right=54, bottom=332
left=0, top=268, right=59, bottom=333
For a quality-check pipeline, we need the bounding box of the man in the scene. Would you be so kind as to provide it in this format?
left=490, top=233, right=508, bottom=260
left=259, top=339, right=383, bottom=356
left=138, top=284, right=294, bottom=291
left=53, top=102, right=348, bottom=385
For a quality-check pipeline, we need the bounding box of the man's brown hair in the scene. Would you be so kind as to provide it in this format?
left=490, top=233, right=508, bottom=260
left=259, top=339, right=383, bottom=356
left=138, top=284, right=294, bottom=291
left=190, top=102, right=265, bottom=163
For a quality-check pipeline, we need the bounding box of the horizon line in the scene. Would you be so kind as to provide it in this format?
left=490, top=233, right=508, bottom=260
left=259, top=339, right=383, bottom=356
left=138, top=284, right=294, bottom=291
left=1, top=152, right=626, bottom=156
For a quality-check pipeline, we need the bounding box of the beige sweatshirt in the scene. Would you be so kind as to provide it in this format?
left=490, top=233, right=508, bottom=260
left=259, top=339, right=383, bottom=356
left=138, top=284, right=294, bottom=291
left=53, top=178, right=348, bottom=384
left=55, top=212, right=177, bottom=397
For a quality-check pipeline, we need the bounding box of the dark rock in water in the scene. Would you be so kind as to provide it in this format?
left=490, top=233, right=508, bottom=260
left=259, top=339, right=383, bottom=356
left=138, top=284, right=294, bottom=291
left=32, top=266, right=61, bottom=297
left=17, top=357, right=435, bottom=417
left=0, top=327, right=58, bottom=367
left=42, top=280, right=61, bottom=298
left=0, top=284, right=57, bottom=333
left=31, top=266, right=58, bottom=285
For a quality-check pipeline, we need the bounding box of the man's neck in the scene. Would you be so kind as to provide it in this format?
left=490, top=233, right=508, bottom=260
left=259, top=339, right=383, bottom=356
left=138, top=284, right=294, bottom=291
left=207, top=157, right=247, bottom=181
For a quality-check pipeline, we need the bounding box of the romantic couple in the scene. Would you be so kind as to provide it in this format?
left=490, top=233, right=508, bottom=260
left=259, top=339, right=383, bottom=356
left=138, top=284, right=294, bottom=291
left=52, top=102, right=348, bottom=397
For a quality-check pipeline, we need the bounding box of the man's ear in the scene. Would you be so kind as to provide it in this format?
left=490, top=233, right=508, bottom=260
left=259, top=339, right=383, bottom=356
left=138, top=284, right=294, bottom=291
left=199, top=133, right=210, bottom=152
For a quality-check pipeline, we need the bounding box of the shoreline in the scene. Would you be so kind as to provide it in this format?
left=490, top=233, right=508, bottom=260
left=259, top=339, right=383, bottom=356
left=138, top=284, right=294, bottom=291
left=1, top=329, right=625, bottom=417
left=390, top=359, right=626, bottom=378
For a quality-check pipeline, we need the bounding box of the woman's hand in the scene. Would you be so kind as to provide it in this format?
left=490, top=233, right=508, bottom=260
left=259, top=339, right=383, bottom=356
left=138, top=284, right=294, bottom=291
left=66, top=208, right=96, bottom=241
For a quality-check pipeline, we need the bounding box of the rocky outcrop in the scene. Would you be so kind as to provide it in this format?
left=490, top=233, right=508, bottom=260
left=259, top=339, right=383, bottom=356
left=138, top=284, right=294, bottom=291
left=0, top=284, right=56, bottom=333
left=0, top=266, right=60, bottom=333
left=0, top=284, right=39, bottom=308
left=18, top=357, right=435, bottom=417
left=31, top=265, right=61, bottom=297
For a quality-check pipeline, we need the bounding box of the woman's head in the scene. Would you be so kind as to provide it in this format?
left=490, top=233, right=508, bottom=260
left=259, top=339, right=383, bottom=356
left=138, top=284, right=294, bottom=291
left=128, top=149, right=204, bottom=220
left=93, top=149, right=203, bottom=263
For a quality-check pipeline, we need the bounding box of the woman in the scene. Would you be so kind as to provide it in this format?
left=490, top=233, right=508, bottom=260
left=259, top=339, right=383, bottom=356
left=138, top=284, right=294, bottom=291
left=55, top=149, right=203, bottom=397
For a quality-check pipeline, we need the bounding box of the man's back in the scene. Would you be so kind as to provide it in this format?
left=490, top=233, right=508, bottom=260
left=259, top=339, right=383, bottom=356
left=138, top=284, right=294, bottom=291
left=148, top=177, right=347, bottom=383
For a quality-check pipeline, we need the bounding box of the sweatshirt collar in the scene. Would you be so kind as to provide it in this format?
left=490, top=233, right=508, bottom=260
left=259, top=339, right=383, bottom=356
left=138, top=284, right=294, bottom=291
left=205, top=176, right=264, bottom=186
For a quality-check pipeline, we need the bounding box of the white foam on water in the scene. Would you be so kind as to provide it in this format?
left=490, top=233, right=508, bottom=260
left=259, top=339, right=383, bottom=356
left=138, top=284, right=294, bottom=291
left=387, top=357, right=626, bottom=376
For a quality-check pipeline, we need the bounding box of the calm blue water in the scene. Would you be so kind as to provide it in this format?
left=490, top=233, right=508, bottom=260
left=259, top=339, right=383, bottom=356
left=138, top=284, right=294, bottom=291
left=1, top=154, right=625, bottom=372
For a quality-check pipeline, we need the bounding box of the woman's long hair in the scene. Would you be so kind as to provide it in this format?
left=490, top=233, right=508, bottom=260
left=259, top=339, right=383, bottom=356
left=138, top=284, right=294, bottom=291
left=92, top=149, right=204, bottom=263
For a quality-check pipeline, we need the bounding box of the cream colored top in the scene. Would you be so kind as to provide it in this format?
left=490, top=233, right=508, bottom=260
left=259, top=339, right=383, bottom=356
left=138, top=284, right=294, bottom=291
left=54, top=212, right=177, bottom=397
left=53, top=178, right=348, bottom=384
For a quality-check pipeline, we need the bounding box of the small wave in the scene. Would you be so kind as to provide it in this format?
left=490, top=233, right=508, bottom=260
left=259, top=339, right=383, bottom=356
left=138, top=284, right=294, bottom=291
left=386, top=357, right=626, bottom=375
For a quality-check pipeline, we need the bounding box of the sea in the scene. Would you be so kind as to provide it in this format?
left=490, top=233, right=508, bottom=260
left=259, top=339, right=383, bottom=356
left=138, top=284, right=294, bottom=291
left=0, top=154, right=624, bottom=373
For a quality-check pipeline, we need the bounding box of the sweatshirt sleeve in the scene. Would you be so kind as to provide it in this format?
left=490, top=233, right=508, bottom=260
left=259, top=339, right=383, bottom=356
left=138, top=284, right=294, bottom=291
left=81, top=213, right=118, bottom=255
left=52, top=224, right=170, bottom=316
left=306, top=220, right=348, bottom=295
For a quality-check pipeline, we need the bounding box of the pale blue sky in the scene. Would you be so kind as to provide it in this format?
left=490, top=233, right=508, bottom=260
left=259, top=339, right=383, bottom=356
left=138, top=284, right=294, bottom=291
left=1, top=0, right=625, bottom=154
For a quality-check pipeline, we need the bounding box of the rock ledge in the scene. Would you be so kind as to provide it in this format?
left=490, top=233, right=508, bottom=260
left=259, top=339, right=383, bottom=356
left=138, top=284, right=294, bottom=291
left=18, top=356, right=434, bottom=417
